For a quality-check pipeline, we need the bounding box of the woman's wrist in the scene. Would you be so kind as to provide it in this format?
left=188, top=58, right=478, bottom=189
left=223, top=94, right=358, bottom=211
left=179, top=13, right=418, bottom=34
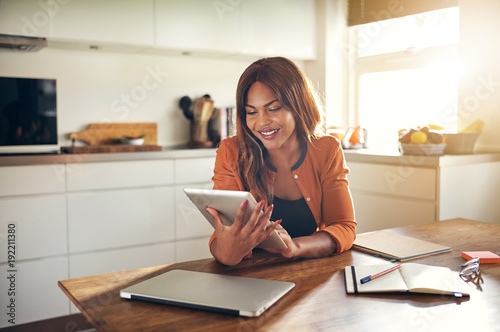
left=292, top=232, right=337, bottom=258
left=211, top=239, right=245, bottom=266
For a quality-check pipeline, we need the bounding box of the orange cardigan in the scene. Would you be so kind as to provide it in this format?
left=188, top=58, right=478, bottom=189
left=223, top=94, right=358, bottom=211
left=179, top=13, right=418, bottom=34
left=209, top=135, right=357, bottom=254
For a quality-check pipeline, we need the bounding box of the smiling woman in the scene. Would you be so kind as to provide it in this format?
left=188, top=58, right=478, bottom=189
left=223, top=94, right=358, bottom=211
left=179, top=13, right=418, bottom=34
left=205, top=57, right=357, bottom=266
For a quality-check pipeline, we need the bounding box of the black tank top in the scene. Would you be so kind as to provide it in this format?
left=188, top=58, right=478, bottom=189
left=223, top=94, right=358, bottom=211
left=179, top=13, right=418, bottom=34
left=271, top=195, right=317, bottom=238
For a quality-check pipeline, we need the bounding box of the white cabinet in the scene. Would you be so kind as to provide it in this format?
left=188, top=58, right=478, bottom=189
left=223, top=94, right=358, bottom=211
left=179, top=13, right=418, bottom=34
left=66, top=159, right=174, bottom=191
left=0, top=0, right=51, bottom=37
left=0, top=165, right=65, bottom=196
left=0, top=257, right=69, bottom=328
left=155, top=0, right=316, bottom=59
left=0, top=195, right=67, bottom=262
left=174, top=157, right=216, bottom=184
left=348, top=162, right=437, bottom=233
left=50, top=0, right=155, bottom=46
left=1, top=0, right=316, bottom=59
left=67, top=187, right=175, bottom=253
left=347, top=157, right=500, bottom=233
left=155, top=0, right=241, bottom=53
left=439, top=161, right=500, bottom=223
left=352, top=193, right=435, bottom=233
left=174, top=156, right=216, bottom=260
left=240, top=0, right=316, bottom=59
left=0, top=152, right=216, bottom=326
left=69, top=242, right=175, bottom=279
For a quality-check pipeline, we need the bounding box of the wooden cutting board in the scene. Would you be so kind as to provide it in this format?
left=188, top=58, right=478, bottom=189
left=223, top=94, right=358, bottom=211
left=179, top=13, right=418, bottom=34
left=61, top=145, right=162, bottom=154
left=68, top=123, right=158, bottom=146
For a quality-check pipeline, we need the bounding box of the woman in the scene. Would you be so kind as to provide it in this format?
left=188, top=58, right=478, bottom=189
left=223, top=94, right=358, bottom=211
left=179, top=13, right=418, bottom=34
left=205, top=57, right=356, bottom=266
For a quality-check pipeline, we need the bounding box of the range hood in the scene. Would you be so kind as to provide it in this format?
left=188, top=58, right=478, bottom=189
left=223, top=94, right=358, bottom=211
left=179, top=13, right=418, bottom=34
left=0, top=34, right=47, bottom=52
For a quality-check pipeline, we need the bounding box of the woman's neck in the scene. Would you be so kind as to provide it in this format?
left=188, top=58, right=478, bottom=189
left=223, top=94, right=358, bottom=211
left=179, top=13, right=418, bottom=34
left=267, top=135, right=302, bottom=170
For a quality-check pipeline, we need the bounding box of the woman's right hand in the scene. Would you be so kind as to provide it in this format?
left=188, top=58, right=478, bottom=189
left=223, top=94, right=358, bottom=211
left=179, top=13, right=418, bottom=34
left=206, top=200, right=280, bottom=266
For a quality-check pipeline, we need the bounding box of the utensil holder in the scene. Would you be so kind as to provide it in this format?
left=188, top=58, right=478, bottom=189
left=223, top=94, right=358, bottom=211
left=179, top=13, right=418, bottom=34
left=192, top=119, right=209, bottom=142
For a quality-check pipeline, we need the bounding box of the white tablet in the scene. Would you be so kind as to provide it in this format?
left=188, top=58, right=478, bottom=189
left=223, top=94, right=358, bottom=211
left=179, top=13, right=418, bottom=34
left=184, top=188, right=287, bottom=249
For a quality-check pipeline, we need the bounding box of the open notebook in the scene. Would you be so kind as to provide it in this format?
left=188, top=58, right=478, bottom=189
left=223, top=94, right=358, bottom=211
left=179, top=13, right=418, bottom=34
left=353, top=230, right=451, bottom=261
left=345, top=263, right=470, bottom=297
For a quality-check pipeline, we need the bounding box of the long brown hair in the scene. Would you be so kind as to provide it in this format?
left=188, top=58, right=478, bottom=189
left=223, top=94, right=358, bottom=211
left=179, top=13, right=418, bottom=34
left=235, top=57, right=324, bottom=205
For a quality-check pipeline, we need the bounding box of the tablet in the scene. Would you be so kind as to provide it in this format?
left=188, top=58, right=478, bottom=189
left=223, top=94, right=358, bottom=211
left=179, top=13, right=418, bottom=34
left=184, top=188, right=287, bottom=249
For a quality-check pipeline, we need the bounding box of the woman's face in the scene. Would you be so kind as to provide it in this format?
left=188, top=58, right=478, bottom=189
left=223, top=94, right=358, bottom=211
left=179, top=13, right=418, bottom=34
left=245, top=82, right=297, bottom=151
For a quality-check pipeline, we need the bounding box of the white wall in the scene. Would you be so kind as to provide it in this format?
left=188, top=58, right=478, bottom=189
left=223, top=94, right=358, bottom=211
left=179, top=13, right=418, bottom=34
left=305, top=0, right=350, bottom=128
left=458, top=0, right=500, bottom=152
left=0, top=47, right=254, bottom=147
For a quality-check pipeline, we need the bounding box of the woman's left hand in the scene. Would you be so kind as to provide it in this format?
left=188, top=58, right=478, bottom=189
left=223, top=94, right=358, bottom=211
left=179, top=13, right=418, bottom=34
left=264, top=225, right=338, bottom=259
left=263, top=225, right=300, bottom=258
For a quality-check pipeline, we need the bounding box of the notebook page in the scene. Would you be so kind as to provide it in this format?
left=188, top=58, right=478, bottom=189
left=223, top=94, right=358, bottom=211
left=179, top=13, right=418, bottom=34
left=399, top=263, right=470, bottom=295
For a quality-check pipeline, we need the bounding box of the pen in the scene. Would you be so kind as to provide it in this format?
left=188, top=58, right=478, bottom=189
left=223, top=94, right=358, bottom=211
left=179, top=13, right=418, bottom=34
left=360, top=264, right=402, bottom=284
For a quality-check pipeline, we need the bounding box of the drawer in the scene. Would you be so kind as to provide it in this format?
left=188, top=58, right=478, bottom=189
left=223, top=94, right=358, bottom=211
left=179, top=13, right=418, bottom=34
left=67, top=186, right=175, bottom=253
left=174, top=157, right=215, bottom=184
left=0, top=257, right=70, bottom=328
left=66, top=160, right=174, bottom=191
left=69, top=242, right=175, bottom=279
left=0, top=165, right=66, bottom=197
left=0, top=195, right=67, bottom=262
left=352, top=192, right=436, bottom=233
left=348, top=162, right=436, bottom=200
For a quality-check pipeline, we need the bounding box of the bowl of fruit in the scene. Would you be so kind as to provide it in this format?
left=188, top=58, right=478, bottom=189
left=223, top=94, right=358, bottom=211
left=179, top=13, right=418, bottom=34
left=398, top=125, right=446, bottom=155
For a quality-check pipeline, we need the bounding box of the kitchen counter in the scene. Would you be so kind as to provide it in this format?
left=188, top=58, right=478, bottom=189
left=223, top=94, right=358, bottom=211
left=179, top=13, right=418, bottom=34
left=0, top=145, right=217, bottom=167
left=1, top=145, right=499, bottom=168
left=343, top=148, right=500, bottom=167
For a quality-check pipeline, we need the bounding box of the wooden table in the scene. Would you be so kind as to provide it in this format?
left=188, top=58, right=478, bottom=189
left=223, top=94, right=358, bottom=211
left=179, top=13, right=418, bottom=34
left=58, top=219, right=500, bottom=331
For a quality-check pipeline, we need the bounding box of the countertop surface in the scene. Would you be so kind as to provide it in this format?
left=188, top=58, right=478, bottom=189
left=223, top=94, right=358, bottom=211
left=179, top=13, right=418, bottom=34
left=1, top=145, right=499, bottom=167
left=0, top=145, right=217, bottom=167
left=343, top=148, right=500, bottom=167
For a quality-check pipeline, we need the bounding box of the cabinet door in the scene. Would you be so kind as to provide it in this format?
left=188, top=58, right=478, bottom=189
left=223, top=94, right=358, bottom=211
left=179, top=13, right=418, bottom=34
left=439, top=162, right=500, bottom=223
left=69, top=242, right=175, bottom=279
left=0, top=195, right=67, bottom=262
left=0, top=0, right=51, bottom=37
left=155, top=0, right=241, bottom=53
left=50, top=0, right=154, bottom=46
left=174, top=157, right=215, bottom=184
left=352, top=192, right=435, bottom=233
left=240, top=0, right=316, bottom=59
left=0, top=257, right=69, bottom=328
left=66, top=160, right=174, bottom=192
left=0, top=165, right=65, bottom=197
left=67, top=186, right=175, bottom=253
left=348, top=162, right=436, bottom=200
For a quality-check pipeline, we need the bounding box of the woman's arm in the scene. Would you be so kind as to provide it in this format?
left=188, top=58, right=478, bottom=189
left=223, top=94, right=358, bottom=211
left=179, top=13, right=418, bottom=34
left=265, top=228, right=337, bottom=258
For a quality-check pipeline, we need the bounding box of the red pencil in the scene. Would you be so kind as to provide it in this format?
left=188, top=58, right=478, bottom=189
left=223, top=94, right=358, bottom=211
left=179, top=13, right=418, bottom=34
left=360, top=264, right=402, bottom=284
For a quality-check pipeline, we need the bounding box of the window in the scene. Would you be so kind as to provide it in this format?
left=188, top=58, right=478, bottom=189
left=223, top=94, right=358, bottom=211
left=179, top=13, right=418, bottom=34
left=348, top=7, right=460, bottom=149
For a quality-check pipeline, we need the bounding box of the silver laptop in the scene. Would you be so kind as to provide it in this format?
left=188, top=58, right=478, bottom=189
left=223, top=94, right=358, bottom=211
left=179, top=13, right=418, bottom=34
left=120, top=269, right=295, bottom=317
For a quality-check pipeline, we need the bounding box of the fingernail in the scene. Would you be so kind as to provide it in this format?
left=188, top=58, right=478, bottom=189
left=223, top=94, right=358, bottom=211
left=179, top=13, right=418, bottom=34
left=268, top=204, right=274, bottom=213
left=205, top=208, right=212, bottom=214
left=243, top=199, right=248, bottom=207
left=258, top=200, right=265, bottom=208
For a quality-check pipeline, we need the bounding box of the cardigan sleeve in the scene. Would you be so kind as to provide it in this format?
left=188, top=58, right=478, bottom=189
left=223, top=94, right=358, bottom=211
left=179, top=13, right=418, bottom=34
left=211, top=137, right=243, bottom=191
left=316, top=138, right=357, bottom=253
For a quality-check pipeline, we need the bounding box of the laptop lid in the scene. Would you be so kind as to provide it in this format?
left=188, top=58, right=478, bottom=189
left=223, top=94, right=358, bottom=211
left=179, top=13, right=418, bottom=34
left=120, top=269, right=295, bottom=317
